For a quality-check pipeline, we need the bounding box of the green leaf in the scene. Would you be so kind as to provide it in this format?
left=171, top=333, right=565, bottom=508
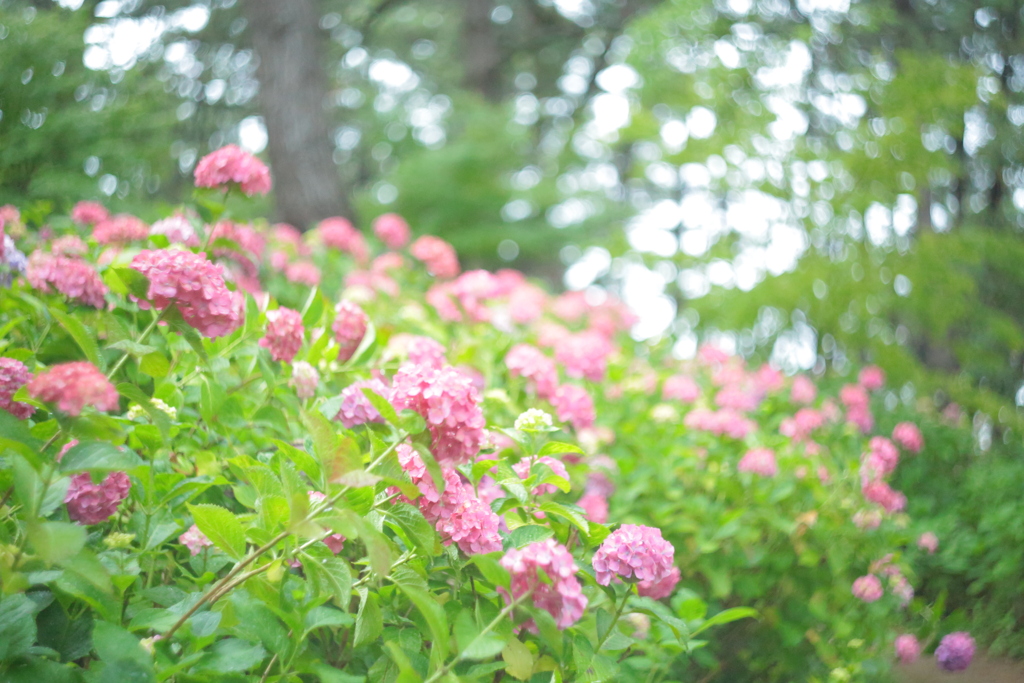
left=195, top=637, right=267, bottom=673
left=28, top=521, right=86, bottom=564
left=106, top=340, right=157, bottom=357
left=139, top=351, right=170, bottom=378
left=92, top=621, right=150, bottom=666
left=0, top=594, right=38, bottom=661
left=110, top=267, right=151, bottom=300
left=49, top=307, right=103, bottom=370
left=490, top=461, right=528, bottom=503
left=0, top=410, right=43, bottom=456
left=538, top=502, right=590, bottom=533
left=691, top=607, right=759, bottom=636
left=396, top=581, right=449, bottom=659
left=353, top=589, right=382, bottom=648
left=538, top=441, right=584, bottom=457
left=187, top=504, right=247, bottom=560
left=384, top=503, right=437, bottom=556
left=362, top=387, right=400, bottom=426
left=454, top=608, right=509, bottom=661
left=301, top=410, right=362, bottom=482
left=304, top=555, right=353, bottom=608
left=60, top=441, right=143, bottom=473
left=502, top=638, right=533, bottom=681
left=304, top=606, right=354, bottom=632
left=505, top=525, right=553, bottom=549
left=469, top=554, right=510, bottom=589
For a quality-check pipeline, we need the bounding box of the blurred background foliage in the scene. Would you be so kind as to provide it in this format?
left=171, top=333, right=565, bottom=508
left=4, top=0, right=1024, bottom=664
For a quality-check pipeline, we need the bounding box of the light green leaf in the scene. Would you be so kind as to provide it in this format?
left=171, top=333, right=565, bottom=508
left=49, top=307, right=103, bottom=370
left=28, top=521, right=86, bottom=564
left=538, top=441, right=584, bottom=457
left=691, top=607, right=759, bottom=636
left=59, top=441, right=143, bottom=473
left=396, top=581, right=449, bottom=659
left=187, top=504, right=247, bottom=560
left=502, top=638, right=533, bottom=681
left=353, top=589, right=382, bottom=648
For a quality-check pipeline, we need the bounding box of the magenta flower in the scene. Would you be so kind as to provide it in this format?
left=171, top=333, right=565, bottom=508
left=410, top=235, right=460, bottom=278
left=332, top=300, right=368, bottom=363
left=179, top=524, right=213, bottom=556
left=335, top=378, right=390, bottom=428
left=372, top=213, right=411, bottom=250
left=56, top=439, right=79, bottom=463
left=551, top=384, right=595, bottom=430
left=892, top=422, right=924, bottom=454
left=193, top=144, right=271, bottom=195
left=861, top=479, right=906, bottom=513
left=935, top=632, right=975, bottom=672
left=859, top=365, right=886, bottom=391
left=65, top=471, right=131, bottom=525
left=738, top=448, right=778, bottom=478
left=500, top=539, right=587, bottom=630
left=895, top=634, right=921, bottom=664
left=389, top=364, right=486, bottom=465
left=851, top=574, right=883, bottom=602
left=28, top=362, right=118, bottom=416
left=0, top=357, right=35, bottom=419
left=592, top=524, right=676, bottom=587
left=505, top=344, right=558, bottom=400
left=862, top=436, right=900, bottom=480
left=130, top=249, right=244, bottom=339
left=259, top=307, right=304, bottom=363
left=26, top=252, right=108, bottom=308
left=437, top=496, right=502, bottom=555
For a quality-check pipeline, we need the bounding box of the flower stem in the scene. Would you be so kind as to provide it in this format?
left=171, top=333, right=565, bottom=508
left=595, top=588, right=631, bottom=652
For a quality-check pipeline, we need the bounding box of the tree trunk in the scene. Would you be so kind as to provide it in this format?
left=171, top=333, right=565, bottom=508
left=243, top=0, right=348, bottom=230
left=462, top=0, right=503, bottom=101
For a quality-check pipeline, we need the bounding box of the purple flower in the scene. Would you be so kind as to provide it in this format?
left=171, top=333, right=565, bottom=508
left=65, top=472, right=131, bottom=525
left=335, top=378, right=390, bottom=428
left=935, top=632, right=975, bottom=672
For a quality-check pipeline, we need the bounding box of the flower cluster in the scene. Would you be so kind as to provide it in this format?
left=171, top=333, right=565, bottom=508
left=851, top=574, right=883, bottom=602
left=259, top=307, right=304, bottom=363
left=335, top=378, right=389, bottom=428
left=514, top=455, right=568, bottom=494
left=894, top=634, right=920, bottom=664
left=179, top=524, right=213, bottom=556
left=26, top=252, right=108, bottom=308
left=27, top=362, right=119, bottom=416
left=193, top=144, right=272, bottom=195
left=130, top=249, right=244, bottom=338
left=372, top=213, right=410, bottom=250
left=389, top=364, right=486, bottom=465
left=738, top=447, right=778, bottom=477
left=71, top=201, right=109, bottom=225
left=65, top=471, right=131, bottom=525
left=290, top=361, right=319, bottom=399
left=92, top=214, right=149, bottom=244
left=332, top=301, right=368, bottom=363
left=150, top=215, right=200, bottom=246
left=935, top=632, right=975, bottom=672
left=317, top=217, right=368, bottom=262
left=892, top=422, right=924, bottom=453
left=506, top=344, right=558, bottom=400
left=410, top=235, right=459, bottom=278
left=554, top=332, right=614, bottom=382
left=551, top=384, right=595, bottom=430
left=592, top=524, right=677, bottom=594
left=0, top=357, right=35, bottom=419
left=501, top=539, right=588, bottom=630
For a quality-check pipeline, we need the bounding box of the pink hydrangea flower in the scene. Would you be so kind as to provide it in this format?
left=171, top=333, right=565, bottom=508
left=790, top=375, right=817, bottom=404
left=936, top=632, right=975, bottom=672
left=684, top=408, right=756, bottom=439
left=71, top=201, right=109, bottom=225
left=592, top=524, right=676, bottom=586
left=179, top=524, right=213, bottom=555
left=862, top=479, right=906, bottom=513
left=663, top=375, right=700, bottom=403
left=290, top=361, right=319, bottom=399
left=551, top=384, right=596, bottom=430
left=285, top=261, right=321, bottom=286
left=917, top=531, right=939, bottom=554
left=697, top=344, right=731, bottom=365
left=780, top=408, right=826, bottom=440
left=335, top=378, right=390, bottom=428
left=753, top=364, right=785, bottom=393
left=50, top=235, right=88, bottom=257
left=92, top=214, right=148, bottom=244
left=332, top=300, right=368, bottom=363
left=892, top=422, right=924, bottom=454
left=150, top=214, right=199, bottom=246
left=65, top=471, right=131, bottom=525
left=513, top=456, right=569, bottom=495
left=859, top=365, right=886, bottom=391
left=500, top=539, right=587, bottom=630
left=410, top=235, right=459, bottom=278
left=840, top=383, right=870, bottom=411
left=28, top=362, right=118, bottom=416
left=317, top=217, right=368, bottom=262
left=130, top=249, right=244, bottom=339
left=862, top=437, right=900, bottom=479
left=393, top=444, right=469, bottom=524
left=193, top=144, right=271, bottom=195
left=891, top=574, right=914, bottom=606
left=507, top=282, right=547, bottom=324
left=26, top=252, right=108, bottom=308
left=895, top=634, right=921, bottom=664
left=555, top=332, right=614, bottom=382
left=506, top=344, right=558, bottom=400
left=638, top=565, right=680, bottom=600
left=851, top=574, right=883, bottom=602
left=389, top=364, right=486, bottom=465
left=437, top=496, right=502, bottom=555
left=738, top=448, right=778, bottom=477
left=847, top=406, right=875, bottom=434
left=387, top=334, right=447, bottom=369
left=259, top=307, right=304, bottom=362
left=853, top=509, right=883, bottom=530
left=372, top=213, right=411, bottom=249
left=0, top=357, right=35, bottom=419
left=715, top=384, right=761, bottom=412
left=578, top=492, right=608, bottom=524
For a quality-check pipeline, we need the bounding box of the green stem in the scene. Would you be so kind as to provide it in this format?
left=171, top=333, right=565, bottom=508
left=595, top=589, right=631, bottom=653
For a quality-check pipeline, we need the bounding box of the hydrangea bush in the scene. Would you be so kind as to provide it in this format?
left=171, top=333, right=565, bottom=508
left=0, top=148, right=969, bottom=682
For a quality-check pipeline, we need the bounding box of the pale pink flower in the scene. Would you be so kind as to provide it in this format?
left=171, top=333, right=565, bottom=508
left=290, top=361, right=319, bottom=399
left=388, top=334, right=447, bottom=369
left=892, top=422, right=924, bottom=454
left=554, top=331, right=614, bottom=382
left=662, top=375, right=700, bottom=403
left=936, top=632, right=975, bottom=672
left=259, top=307, right=304, bottom=362
left=65, top=471, right=130, bottom=525
left=550, top=291, right=589, bottom=321
left=513, top=456, right=569, bottom=495
left=437, top=496, right=502, bottom=555
left=840, top=383, right=870, bottom=410
left=917, top=532, right=938, bottom=554
left=92, top=214, right=148, bottom=244
left=895, top=634, right=921, bottom=664
left=847, top=406, right=875, bottom=434
left=738, top=448, right=778, bottom=477
left=317, top=217, right=368, bottom=262
left=372, top=252, right=405, bottom=273
left=335, top=378, right=389, bottom=428
left=500, top=539, right=587, bottom=630
left=505, top=344, right=558, bottom=400
left=179, top=524, right=213, bottom=556
left=410, top=235, right=459, bottom=278
left=853, top=509, right=883, bottom=530
left=684, top=408, right=756, bottom=439
left=715, top=384, right=761, bottom=412
left=28, top=362, right=118, bottom=416
left=753, top=365, right=785, bottom=393
left=150, top=214, right=199, bottom=246
left=862, top=437, right=900, bottom=480
left=71, top=201, right=109, bottom=225
left=130, top=249, right=244, bottom=338
left=551, top=384, right=596, bottom=430
left=891, top=574, right=914, bottom=606
left=790, top=375, right=817, bottom=404
left=332, top=300, right=368, bottom=363
left=389, top=364, right=486, bottom=465
left=780, top=408, right=825, bottom=440
left=851, top=574, right=883, bottom=602
left=861, top=479, right=906, bottom=513
left=193, top=144, right=271, bottom=195
left=27, top=252, right=108, bottom=308
left=638, top=565, right=681, bottom=600
left=859, top=365, right=886, bottom=391
left=593, top=524, right=676, bottom=586
left=0, top=357, right=35, bottom=419
left=393, top=444, right=468, bottom=524
left=577, top=492, right=608, bottom=524
left=285, top=261, right=321, bottom=286
left=507, top=282, right=547, bottom=324
left=425, top=282, right=462, bottom=321
left=372, top=213, right=411, bottom=249
left=697, top=344, right=731, bottom=365
left=451, top=270, right=502, bottom=322
left=50, top=235, right=88, bottom=257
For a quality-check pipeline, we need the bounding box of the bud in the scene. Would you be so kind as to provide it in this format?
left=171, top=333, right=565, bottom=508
left=514, top=408, right=555, bottom=433
left=103, top=532, right=136, bottom=549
